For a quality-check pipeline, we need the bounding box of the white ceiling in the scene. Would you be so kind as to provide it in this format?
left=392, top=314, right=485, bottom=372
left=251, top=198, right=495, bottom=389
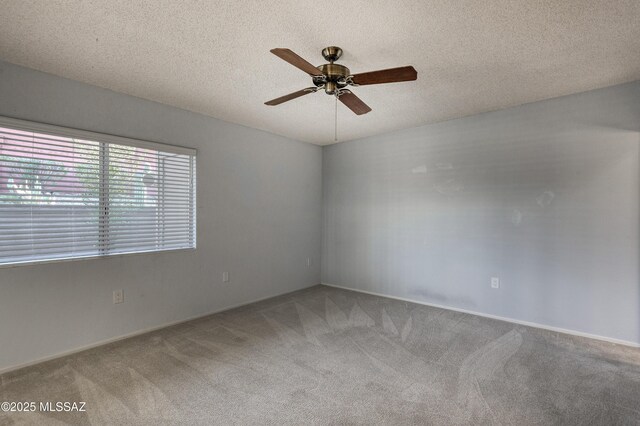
left=0, top=1, right=639, bottom=145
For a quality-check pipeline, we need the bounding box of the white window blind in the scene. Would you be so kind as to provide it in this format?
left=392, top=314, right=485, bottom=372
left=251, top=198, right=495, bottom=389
left=0, top=117, right=196, bottom=266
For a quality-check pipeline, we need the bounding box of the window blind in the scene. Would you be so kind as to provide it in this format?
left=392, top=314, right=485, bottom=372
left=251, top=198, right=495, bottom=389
left=0, top=117, right=196, bottom=266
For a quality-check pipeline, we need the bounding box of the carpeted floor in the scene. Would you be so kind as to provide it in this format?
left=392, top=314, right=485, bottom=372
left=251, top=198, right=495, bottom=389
left=1, top=284, right=640, bottom=425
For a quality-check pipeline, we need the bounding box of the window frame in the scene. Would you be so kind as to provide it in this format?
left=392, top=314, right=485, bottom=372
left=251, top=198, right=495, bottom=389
left=0, top=116, right=197, bottom=268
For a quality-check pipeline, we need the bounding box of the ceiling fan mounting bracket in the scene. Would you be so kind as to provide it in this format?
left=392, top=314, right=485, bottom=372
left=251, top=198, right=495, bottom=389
left=321, top=46, right=343, bottom=63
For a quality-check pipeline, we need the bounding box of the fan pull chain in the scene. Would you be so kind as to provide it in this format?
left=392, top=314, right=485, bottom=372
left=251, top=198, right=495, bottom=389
left=334, top=95, right=338, bottom=142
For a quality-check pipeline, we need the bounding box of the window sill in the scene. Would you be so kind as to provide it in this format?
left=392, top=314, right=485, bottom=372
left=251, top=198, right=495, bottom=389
left=0, top=247, right=196, bottom=269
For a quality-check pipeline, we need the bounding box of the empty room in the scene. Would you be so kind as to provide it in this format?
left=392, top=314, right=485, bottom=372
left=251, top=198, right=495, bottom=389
left=0, top=1, right=639, bottom=424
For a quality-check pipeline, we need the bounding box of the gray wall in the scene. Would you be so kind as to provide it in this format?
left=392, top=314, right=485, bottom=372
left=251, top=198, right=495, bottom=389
left=322, top=81, right=640, bottom=345
left=0, top=61, right=323, bottom=372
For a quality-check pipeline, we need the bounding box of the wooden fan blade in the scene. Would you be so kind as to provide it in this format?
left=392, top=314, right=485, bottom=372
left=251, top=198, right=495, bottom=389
left=270, top=48, right=321, bottom=75
left=265, top=88, right=317, bottom=106
left=350, top=66, right=417, bottom=85
left=339, top=90, right=371, bottom=115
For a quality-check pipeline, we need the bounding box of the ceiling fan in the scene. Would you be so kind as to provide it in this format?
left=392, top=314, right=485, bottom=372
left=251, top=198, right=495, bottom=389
left=265, top=46, right=417, bottom=115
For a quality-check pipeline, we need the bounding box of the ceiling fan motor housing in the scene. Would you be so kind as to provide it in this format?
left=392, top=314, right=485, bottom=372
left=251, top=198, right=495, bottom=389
left=313, top=63, right=350, bottom=94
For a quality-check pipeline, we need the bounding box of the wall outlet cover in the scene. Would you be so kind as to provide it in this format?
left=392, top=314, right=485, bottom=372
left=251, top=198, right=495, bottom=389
left=491, top=277, right=500, bottom=289
left=113, top=289, right=124, bottom=304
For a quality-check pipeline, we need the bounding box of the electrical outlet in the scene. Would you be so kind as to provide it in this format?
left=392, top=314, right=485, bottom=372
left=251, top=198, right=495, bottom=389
left=306, top=257, right=311, bottom=267
left=113, top=289, right=124, bottom=304
left=491, top=277, right=500, bottom=289
left=222, top=272, right=230, bottom=283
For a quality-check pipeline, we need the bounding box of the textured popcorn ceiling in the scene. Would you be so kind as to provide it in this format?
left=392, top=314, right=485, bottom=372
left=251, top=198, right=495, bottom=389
left=0, top=1, right=639, bottom=145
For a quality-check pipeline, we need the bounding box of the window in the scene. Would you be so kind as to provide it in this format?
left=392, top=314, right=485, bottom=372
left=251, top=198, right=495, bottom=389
left=0, top=117, right=196, bottom=266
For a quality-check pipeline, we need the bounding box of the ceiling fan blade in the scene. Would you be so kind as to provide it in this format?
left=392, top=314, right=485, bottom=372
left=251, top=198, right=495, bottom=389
left=338, top=90, right=372, bottom=115
left=265, top=88, right=317, bottom=106
left=350, top=66, right=417, bottom=86
left=270, top=48, right=321, bottom=76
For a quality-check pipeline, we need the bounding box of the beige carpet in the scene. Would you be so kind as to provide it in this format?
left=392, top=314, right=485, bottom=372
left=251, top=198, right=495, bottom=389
left=1, top=284, right=639, bottom=425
